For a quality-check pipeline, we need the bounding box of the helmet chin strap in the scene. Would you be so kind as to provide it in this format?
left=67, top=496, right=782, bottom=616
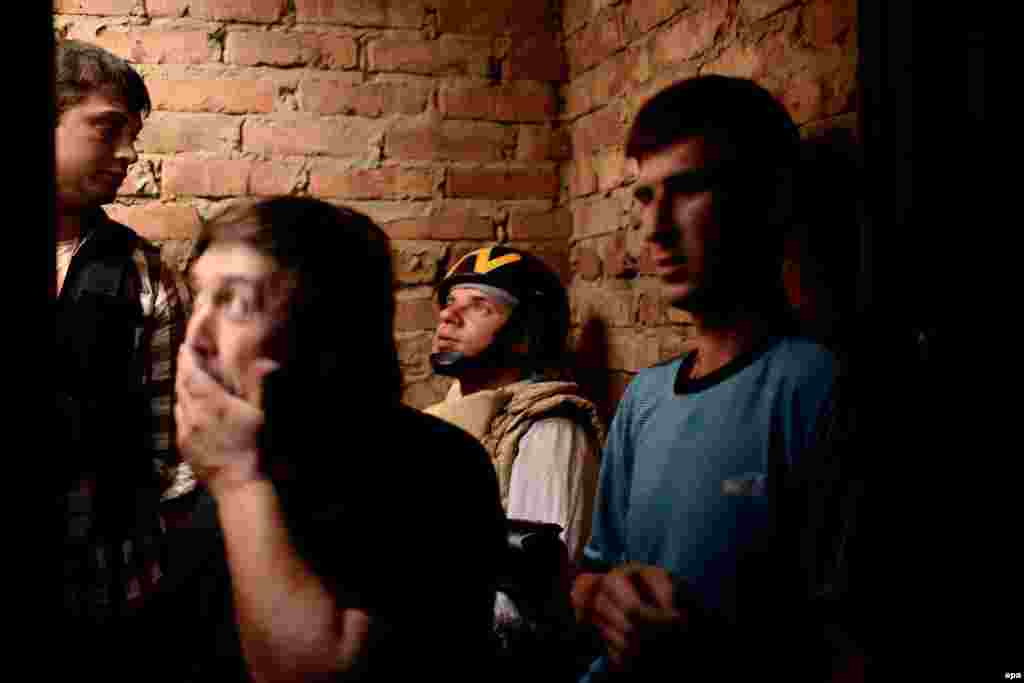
left=428, top=346, right=528, bottom=378
left=429, top=317, right=530, bottom=378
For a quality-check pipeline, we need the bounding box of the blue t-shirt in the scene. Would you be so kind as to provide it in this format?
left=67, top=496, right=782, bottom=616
left=581, top=335, right=837, bottom=679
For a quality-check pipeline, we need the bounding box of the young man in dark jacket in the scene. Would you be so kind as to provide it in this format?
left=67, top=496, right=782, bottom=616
left=55, top=39, right=191, bottom=667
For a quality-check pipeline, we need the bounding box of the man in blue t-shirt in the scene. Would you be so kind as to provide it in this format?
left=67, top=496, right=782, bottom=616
left=571, top=76, right=841, bottom=680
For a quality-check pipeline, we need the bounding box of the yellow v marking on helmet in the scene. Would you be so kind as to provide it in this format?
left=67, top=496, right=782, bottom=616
left=445, top=247, right=522, bottom=278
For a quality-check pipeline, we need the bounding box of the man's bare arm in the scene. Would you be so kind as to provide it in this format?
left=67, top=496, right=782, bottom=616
left=175, top=346, right=371, bottom=682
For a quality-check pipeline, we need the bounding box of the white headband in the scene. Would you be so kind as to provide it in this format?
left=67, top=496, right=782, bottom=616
left=451, top=283, right=520, bottom=309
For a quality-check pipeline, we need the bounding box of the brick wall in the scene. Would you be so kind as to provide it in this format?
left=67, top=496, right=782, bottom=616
left=559, top=0, right=858, bottom=418
left=53, top=0, right=858, bottom=414
left=54, top=0, right=569, bottom=407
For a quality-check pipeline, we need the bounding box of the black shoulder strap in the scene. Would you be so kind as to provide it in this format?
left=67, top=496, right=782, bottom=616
left=57, top=215, right=145, bottom=401
left=63, top=217, right=141, bottom=305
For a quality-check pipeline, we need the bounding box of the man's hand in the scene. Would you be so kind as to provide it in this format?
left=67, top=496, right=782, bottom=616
left=174, top=344, right=279, bottom=497
left=572, top=563, right=686, bottom=670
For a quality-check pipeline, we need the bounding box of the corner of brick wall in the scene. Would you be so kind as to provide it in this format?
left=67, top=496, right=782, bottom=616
left=55, top=0, right=573, bottom=408
left=54, top=0, right=857, bottom=412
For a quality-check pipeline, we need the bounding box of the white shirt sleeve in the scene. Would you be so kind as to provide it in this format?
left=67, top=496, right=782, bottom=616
left=505, top=417, right=600, bottom=563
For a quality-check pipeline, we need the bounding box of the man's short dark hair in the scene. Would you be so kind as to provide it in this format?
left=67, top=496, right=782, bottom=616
left=193, top=197, right=402, bottom=405
left=55, top=39, right=151, bottom=122
left=626, top=75, right=800, bottom=170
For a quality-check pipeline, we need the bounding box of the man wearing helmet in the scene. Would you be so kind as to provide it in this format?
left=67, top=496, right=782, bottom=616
left=425, top=245, right=603, bottom=565
left=424, top=246, right=604, bottom=675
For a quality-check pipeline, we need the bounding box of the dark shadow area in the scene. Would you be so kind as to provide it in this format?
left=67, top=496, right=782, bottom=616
left=786, top=127, right=864, bottom=353
left=569, top=315, right=613, bottom=426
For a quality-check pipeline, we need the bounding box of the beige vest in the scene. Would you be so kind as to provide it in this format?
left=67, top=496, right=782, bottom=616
left=424, top=379, right=605, bottom=509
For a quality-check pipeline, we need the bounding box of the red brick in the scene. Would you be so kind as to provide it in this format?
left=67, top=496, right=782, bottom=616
left=441, top=84, right=556, bottom=123
left=563, top=76, right=593, bottom=121
left=516, top=125, right=568, bottom=162
left=505, top=241, right=571, bottom=283
left=802, top=0, right=856, bottom=48
left=569, top=153, right=598, bottom=198
left=147, top=0, right=286, bottom=22
left=244, top=116, right=386, bottom=158
left=448, top=168, right=559, bottom=199
left=392, top=242, right=447, bottom=284
left=118, top=159, right=159, bottom=197
left=296, top=0, right=424, bottom=28
left=104, top=203, right=200, bottom=240
left=396, top=330, right=434, bottom=376
left=626, top=62, right=701, bottom=114
left=368, top=36, right=492, bottom=77
left=54, top=0, right=136, bottom=15
left=778, top=76, right=826, bottom=125
left=394, top=297, right=438, bottom=331
left=571, top=103, right=627, bottom=155
left=625, top=0, right=689, bottom=36
left=507, top=209, right=572, bottom=241
left=741, top=0, right=792, bottom=22
left=571, top=245, right=603, bottom=281
left=594, top=47, right=644, bottom=105
left=435, top=0, right=549, bottom=35
left=573, top=283, right=634, bottom=327
left=162, top=158, right=251, bottom=197
left=136, top=113, right=240, bottom=154
left=310, top=166, right=434, bottom=200
left=572, top=195, right=624, bottom=238
left=702, top=41, right=761, bottom=79
left=401, top=376, right=453, bottom=409
left=334, top=201, right=434, bottom=226
left=384, top=211, right=494, bottom=240
left=566, top=52, right=631, bottom=119
left=594, top=148, right=630, bottom=192
left=776, top=56, right=856, bottom=124
left=298, top=75, right=431, bottom=117
left=607, top=328, right=661, bottom=371
left=562, top=0, right=591, bottom=35
left=159, top=158, right=300, bottom=197
left=146, top=78, right=276, bottom=113
left=249, top=161, right=303, bottom=195
left=386, top=119, right=513, bottom=163
left=603, top=231, right=639, bottom=278
left=505, top=34, right=566, bottom=82
left=653, top=0, right=732, bottom=65
left=66, top=26, right=217, bottom=64
left=225, top=31, right=357, bottom=69
left=820, top=59, right=858, bottom=117
left=566, top=6, right=625, bottom=76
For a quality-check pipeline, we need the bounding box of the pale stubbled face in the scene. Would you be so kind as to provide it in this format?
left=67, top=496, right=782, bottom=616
left=55, top=93, right=141, bottom=212
left=185, top=242, right=294, bottom=397
left=633, top=136, right=727, bottom=313
left=431, top=286, right=514, bottom=360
